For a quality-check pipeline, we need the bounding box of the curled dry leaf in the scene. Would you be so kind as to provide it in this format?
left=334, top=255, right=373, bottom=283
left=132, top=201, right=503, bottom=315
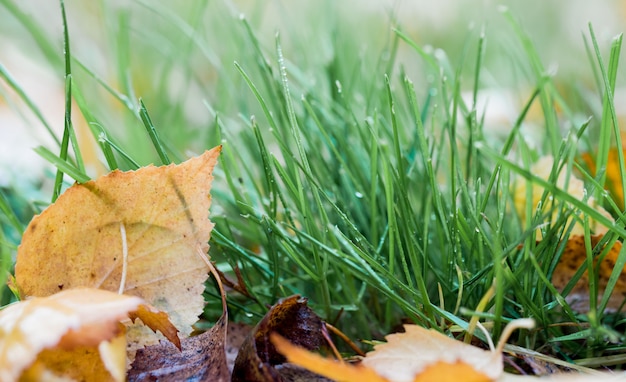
left=0, top=288, right=178, bottom=382
left=15, top=147, right=221, bottom=345
left=232, top=295, right=326, bottom=382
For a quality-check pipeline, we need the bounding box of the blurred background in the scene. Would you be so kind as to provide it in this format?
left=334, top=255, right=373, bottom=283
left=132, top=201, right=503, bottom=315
left=0, top=0, right=625, bottom=228
left=1, top=0, right=625, bottom=187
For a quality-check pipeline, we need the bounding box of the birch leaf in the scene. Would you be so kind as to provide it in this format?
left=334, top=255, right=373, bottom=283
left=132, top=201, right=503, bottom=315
left=15, top=146, right=222, bottom=340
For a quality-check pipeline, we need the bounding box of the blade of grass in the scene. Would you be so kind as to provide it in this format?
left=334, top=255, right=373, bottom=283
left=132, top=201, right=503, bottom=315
left=138, top=99, right=171, bottom=165
left=35, top=146, right=91, bottom=184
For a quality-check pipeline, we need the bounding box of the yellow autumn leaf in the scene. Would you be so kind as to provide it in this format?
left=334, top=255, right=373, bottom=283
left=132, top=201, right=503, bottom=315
left=511, top=155, right=613, bottom=237
left=15, top=146, right=221, bottom=347
left=0, top=288, right=177, bottom=382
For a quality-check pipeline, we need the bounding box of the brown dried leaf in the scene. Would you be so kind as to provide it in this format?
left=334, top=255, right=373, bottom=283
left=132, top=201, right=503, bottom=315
left=15, top=147, right=221, bottom=342
left=0, top=288, right=173, bottom=381
left=232, top=295, right=326, bottom=382
left=128, top=314, right=230, bottom=382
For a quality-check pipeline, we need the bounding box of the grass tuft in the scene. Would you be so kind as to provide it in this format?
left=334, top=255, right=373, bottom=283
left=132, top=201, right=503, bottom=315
left=2, top=0, right=626, bottom=366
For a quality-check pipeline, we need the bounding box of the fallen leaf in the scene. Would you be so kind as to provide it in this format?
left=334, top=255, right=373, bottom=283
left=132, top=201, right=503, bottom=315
left=273, top=320, right=536, bottom=382
left=128, top=251, right=230, bottom=381
left=362, top=325, right=499, bottom=382
left=552, top=234, right=626, bottom=311
left=0, top=288, right=177, bottom=381
left=272, top=331, right=493, bottom=382
left=15, top=147, right=221, bottom=343
left=231, top=295, right=326, bottom=381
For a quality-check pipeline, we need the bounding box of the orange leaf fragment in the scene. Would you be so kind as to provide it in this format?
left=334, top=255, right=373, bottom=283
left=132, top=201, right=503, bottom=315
left=552, top=235, right=626, bottom=311
left=271, top=333, right=387, bottom=382
left=15, top=147, right=221, bottom=342
left=129, top=304, right=181, bottom=350
left=412, top=360, right=491, bottom=382
left=0, top=288, right=177, bottom=381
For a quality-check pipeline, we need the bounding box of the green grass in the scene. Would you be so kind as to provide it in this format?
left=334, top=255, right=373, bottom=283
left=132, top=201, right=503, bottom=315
left=2, top=0, right=626, bottom=369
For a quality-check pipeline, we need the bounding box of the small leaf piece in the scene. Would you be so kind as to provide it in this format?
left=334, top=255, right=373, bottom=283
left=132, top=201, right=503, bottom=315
left=0, top=288, right=175, bottom=381
left=15, top=147, right=222, bottom=340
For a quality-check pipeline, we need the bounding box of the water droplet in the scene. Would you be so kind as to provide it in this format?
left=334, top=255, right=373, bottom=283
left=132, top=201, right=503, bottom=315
left=355, top=192, right=364, bottom=199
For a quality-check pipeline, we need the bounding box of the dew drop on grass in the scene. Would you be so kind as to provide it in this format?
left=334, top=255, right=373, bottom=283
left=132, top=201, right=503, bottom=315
left=355, top=192, right=363, bottom=199
left=335, top=80, right=342, bottom=93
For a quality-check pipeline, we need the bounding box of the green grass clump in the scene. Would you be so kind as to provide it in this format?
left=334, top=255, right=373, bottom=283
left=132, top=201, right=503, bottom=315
left=2, top=0, right=626, bottom=368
